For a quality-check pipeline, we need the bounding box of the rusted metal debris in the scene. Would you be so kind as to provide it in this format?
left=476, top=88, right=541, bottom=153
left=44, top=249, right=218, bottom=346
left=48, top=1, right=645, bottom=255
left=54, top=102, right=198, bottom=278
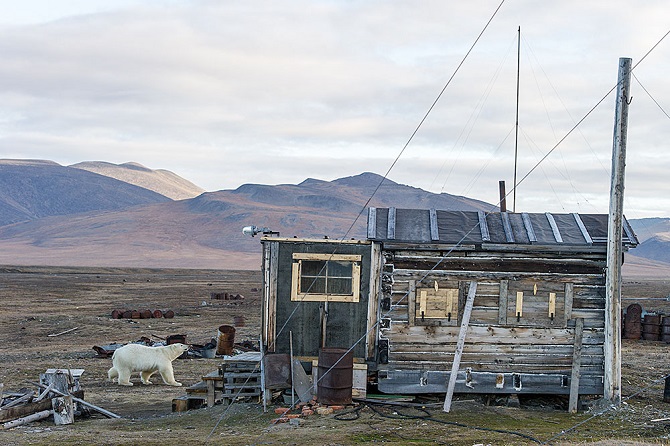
left=111, top=309, right=174, bottom=319
left=210, top=292, right=244, bottom=300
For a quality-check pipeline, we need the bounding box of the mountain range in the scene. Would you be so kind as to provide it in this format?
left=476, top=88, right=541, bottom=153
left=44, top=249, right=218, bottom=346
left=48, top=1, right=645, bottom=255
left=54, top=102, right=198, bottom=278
left=0, top=159, right=667, bottom=274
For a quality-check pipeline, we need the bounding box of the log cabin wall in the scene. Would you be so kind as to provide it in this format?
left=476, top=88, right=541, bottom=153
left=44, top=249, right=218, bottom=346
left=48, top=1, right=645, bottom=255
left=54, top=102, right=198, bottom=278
left=369, top=208, right=638, bottom=395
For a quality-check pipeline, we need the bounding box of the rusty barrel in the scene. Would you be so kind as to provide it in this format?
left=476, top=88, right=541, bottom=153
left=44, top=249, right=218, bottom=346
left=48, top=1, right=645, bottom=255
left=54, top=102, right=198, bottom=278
left=642, top=314, right=661, bottom=341
left=317, top=348, right=353, bottom=405
left=216, top=325, right=236, bottom=355
left=624, top=303, right=642, bottom=340
left=233, top=316, right=245, bottom=327
left=662, top=316, right=670, bottom=343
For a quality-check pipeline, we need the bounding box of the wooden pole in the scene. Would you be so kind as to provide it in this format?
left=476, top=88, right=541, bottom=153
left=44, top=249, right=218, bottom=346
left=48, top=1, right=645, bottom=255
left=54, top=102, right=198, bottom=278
left=569, top=318, right=584, bottom=413
left=443, top=281, right=478, bottom=412
left=604, top=57, right=632, bottom=403
left=513, top=25, right=521, bottom=213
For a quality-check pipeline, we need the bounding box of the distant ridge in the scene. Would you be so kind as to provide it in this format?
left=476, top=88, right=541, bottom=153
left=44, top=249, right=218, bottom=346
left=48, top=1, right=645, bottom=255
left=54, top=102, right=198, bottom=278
left=0, top=159, right=171, bottom=226
left=0, top=162, right=667, bottom=272
left=0, top=170, right=493, bottom=269
left=71, top=161, right=205, bottom=200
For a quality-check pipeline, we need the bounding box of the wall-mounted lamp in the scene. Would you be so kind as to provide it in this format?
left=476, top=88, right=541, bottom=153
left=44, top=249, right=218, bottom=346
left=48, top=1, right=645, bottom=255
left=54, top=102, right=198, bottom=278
left=242, top=225, right=279, bottom=237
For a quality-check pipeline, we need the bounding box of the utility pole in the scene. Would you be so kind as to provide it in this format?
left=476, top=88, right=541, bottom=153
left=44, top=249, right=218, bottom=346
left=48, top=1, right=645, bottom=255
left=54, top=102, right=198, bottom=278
left=513, top=26, right=520, bottom=212
left=604, top=57, right=632, bottom=403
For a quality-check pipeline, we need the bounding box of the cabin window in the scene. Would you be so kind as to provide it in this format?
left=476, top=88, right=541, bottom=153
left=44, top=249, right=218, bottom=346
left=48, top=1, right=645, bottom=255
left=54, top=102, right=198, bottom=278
left=412, top=281, right=461, bottom=326
left=290, top=253, right=362, bottom=302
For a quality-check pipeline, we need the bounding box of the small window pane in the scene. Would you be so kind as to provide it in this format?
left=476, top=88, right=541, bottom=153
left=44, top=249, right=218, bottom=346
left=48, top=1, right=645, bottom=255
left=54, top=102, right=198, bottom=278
left=327, top=278, right=352, bottom=295
left=301, top=276, right=326, bottom=294
left=302, top=260, right=327, bottom=277
left=328, top=261, right=353, bottom=278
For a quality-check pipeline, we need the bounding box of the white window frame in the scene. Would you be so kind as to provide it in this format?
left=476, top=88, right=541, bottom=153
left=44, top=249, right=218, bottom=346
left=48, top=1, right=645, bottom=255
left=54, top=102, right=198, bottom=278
left=290, top=253, right=362, bottom=302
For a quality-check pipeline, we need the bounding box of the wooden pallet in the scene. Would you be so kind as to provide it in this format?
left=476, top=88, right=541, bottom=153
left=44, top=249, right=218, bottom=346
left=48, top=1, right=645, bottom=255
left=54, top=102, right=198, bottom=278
left=220, top=352, right=262, bottom=404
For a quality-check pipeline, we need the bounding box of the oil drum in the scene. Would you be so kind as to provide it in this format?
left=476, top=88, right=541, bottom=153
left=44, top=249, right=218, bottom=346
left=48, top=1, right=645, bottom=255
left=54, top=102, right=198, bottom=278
left=317, top=348, right=353, bottom=405
left=661, top=316, right=670, bottom=343
left=624, top=303, right=642, bottom=340
left=642, top=314, right=661, bottom=341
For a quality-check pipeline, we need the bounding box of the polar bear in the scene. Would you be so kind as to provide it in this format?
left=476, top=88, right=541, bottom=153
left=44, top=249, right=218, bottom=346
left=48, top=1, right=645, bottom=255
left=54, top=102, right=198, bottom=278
left=108, top=343, right=190, bottom=386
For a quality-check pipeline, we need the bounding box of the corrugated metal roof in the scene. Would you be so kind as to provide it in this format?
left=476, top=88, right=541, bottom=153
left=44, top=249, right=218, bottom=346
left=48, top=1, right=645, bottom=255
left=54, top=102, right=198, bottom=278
left=367, top=208, right=639, bottom=247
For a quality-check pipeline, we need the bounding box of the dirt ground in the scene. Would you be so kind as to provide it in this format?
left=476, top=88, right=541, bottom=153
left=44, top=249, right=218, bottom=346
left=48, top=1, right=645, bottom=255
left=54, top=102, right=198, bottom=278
left=1, top=266, right=670, bottom=445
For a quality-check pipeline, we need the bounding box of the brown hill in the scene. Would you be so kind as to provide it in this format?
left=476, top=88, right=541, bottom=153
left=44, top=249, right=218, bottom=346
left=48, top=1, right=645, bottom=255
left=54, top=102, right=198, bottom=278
left=0, top=172, right=493, bottom=269
left=0, top=159, right=171, bottom=226
left=70, top=161, right=205, bottom=200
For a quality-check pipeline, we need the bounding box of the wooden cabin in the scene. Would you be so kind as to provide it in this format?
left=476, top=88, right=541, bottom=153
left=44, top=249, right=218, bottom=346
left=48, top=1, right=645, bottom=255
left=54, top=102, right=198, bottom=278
left=260, top=208, right=638, bottom=398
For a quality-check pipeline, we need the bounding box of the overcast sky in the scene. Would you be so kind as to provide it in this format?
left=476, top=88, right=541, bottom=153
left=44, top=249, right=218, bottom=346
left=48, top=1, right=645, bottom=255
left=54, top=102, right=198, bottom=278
left=1, top=1, right=669, bottom=218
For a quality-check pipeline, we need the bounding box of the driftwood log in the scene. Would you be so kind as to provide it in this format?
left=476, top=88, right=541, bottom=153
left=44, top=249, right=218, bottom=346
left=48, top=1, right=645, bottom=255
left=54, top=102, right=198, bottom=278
left=2, top=410, right=52, bottom=430
left=30, top=383, right=121, bottom=419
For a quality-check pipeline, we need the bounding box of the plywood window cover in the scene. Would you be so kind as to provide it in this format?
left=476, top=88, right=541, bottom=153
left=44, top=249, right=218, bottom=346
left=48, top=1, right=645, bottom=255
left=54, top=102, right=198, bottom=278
left=416, top=287, right=458, bottom=319
left=290, top=253, right=362, bottom=302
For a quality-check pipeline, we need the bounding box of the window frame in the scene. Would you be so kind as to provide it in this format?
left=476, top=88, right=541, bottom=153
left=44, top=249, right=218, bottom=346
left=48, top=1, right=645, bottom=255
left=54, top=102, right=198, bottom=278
left=290, top=253, right=362, bottom=302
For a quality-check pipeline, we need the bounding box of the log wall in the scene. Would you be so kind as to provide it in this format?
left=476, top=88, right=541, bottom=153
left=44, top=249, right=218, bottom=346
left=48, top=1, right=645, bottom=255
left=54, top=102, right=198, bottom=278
left=377, top=247, right=607, bottom=392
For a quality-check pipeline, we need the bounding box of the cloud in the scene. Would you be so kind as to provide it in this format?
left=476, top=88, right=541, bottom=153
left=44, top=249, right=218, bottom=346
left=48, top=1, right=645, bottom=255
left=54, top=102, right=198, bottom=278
left=0, top=0, right=669, bottom=217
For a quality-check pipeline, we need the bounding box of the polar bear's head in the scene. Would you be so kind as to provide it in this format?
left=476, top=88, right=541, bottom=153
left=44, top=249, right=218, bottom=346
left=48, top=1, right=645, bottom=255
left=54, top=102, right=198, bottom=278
left=168, top=343, right=190, bottom=354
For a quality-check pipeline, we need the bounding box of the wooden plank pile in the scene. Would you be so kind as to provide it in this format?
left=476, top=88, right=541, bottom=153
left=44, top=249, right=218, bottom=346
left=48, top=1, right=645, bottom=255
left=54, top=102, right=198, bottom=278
left=174, top=352, right=262, bottom=412
left=0, top=369, right=120, bottom=430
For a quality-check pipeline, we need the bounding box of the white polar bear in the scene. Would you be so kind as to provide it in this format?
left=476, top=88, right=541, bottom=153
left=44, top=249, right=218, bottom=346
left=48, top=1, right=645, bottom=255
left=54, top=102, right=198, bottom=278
left=108, top=343, right=190, bottom=386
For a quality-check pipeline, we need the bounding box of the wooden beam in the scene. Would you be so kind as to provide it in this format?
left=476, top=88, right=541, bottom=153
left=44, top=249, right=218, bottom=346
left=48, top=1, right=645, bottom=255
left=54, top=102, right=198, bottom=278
left=366, top=242, right=382, bottom=359
left=569, top=318, right=585, bottom=413
left=501, top=212, right=515, bottom=243
left=545, top=213, right=563, bottom=243
left=564, top=283, right=574, bottom=326
left=498, top=280, right=508, bottom=324
left=387, top=207, right=396, bottom=240
left=478, top=211, right=490, bottom=242
left=429, top=209, right=440, bottom=241
left=521, top=213, right=537, bottom=243
left=443, top=281, right=477, bottom=412
left=408, top=280, right=416, bottom=326
left=572, top=213, right=593, bottom=244
left=367, top=207, right=377, bottom=239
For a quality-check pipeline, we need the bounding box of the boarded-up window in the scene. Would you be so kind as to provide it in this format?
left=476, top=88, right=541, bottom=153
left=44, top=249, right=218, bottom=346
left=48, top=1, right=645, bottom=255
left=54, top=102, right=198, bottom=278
left=291, top=253, right=361, bottom=302
left=502, top=280, right=568, bottom=328
left=412, top=281, right=460, bottom=326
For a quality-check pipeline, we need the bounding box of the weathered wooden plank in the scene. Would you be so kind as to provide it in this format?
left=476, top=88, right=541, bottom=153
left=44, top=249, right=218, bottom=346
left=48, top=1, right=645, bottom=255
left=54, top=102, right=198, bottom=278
left=392, top=269, right=604, bottom=283
left=390, top=342, right=603, bottom=356
left=391, top=250, right=606, bottom=260
left=522, top=213, right=538, bottom=242
left=498, top=280, right=509, bottom=324
left=569, top=318, right=584, bottom=413
left=384, top=360, right=602, bottom=374
left=573, top=213, right=593, bottom=244
left=367, top=242, right=381, bottom=359
left=546, top=213, right=563, bottom=243
left=407, top=280, right=416, bottom=326
left=444, top=281, right=477, bottom=412
left=382, top=324, right=604, bottom=345
left=387, top=207, right=396, bottom=240
left=367, top=207, right=377, bottom=239
left=389, top=352, right=602, bottom=367
left=429, top=209, right=439, bottom=241
left=478, top=211, right=490, bottom=242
